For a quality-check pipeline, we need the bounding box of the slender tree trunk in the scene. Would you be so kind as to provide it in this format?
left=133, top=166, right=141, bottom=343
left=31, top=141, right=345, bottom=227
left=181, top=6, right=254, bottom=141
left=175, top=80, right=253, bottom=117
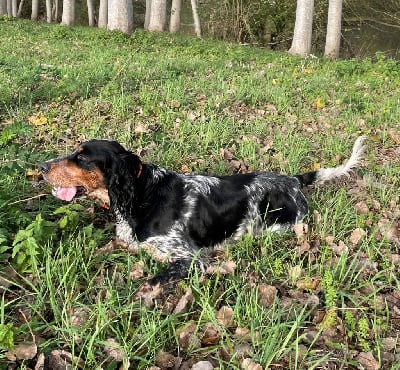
left=17, top=0, right=24, bottom=16
left=87, top=0, right=95, bottom=26
left=190, top=0, right=201, bottom=37
left=53, top=0, right=59, bottom=21
left=169, top=0, right=182, bottom=33
left=144, top=0, right=151, bottom=29
left=289, top=0, right=314, bottom=57
left=324, top=0, right=342, bottom=59
left=46, top=0, right=52, bottom=22
left=148, top=0, right=167, bottom=32
left=7, top=0, right=11, bottom=16
left=11, top=0, right=17, bottom=16
left=98, top=0, right=107, bottom=28
left=108, top=0, right=133, bottom=34
left=0, top=0, right=7, bottom=15
left=31, top=0, right=39, bottom=20
left=61, top=0, right=75, bottom=25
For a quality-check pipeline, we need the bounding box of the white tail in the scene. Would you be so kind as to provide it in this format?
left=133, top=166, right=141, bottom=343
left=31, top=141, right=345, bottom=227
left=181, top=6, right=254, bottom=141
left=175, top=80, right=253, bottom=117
left=315, top=136, right=366, bottom=184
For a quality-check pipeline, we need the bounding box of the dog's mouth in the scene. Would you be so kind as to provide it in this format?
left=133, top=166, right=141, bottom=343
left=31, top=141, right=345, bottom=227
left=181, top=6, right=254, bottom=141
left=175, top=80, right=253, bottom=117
left=51, top=186, right=87, bottom=202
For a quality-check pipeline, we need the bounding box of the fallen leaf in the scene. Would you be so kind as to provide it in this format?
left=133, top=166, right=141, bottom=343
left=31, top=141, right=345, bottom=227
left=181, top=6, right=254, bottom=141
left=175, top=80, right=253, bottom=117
left=104, top=338, right=125, bottom=362
left=354, top=201, right=369, bottom=215
left=130, top=261, right=145, bottom=281
left=68, top=307, right=89, bottom=327
left=330, top=240, right=348, bottom=255
left=381, top=337, right=397, bottom=351
left=216, top=306, right=235, bottom=328
left=388, top=129, right=400, bottom=145
left=235, top=343, right=253, bottom=360
left=378, top=218, right=400, bottom=244
left=257, top=284, right=277, bottom=308
left=173, top=287, right=193, bottom=314
left=155, top=351, right=182, bottom=369
left=191, top=361, right=214, bottom=370
left=134, top=282, right=163, bottom=307
left=201, top=322, right=221, bottom=346
left=34, top=353, right=45, bottom=370
left=28, top=112, right=47, bottom=126
left=293, top=223, right=308, bottom=238
left=205, top=260, right=236, bottom=275
left=349, top=228, right=367, bottom=245
left=44, top=350, right=84, bottom=369
left=356, top=351, right=380, bottom=370
left=178, top=321, right=201, bottom=352
left=221, top=148, right=234, bottom=160
left=241, top=358, right=263, bottom=370
left=296, top=277, right=320, bottom=291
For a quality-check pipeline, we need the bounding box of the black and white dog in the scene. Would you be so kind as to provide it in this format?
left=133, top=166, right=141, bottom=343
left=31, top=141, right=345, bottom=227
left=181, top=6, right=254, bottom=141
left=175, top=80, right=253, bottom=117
left=41, top=136, right=366, bottom=284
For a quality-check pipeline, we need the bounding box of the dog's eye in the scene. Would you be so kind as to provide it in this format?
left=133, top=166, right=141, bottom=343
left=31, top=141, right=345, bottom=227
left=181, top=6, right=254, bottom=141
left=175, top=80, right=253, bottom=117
left=77, top=154, right=87, bottom=162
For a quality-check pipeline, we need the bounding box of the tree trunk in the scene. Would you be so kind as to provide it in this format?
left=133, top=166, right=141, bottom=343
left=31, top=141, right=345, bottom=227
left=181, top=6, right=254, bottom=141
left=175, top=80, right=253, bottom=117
left=61, top=0, right=75, bottom=25
left=108, top=0, right=133, bottom=34
left=0, top=0, right=6, bottom=15
left=87, top=0, right=95, bottom=26
left=31, top=0, right=39, bottom=20
left=190, top=0, right=201, bottom=37
left=6, top=0, right=11, bottom=16
left=11, top=0, right=17, bottom=16
left=148, top=0, right=167, bottom=32
left=144, top=0, right=151, bottom=29
left=46, top=0, right=52, bottom=22
left=53, top=0, right=59, bottom=21
left=98, top=0, right=107, bottom=28
left=289, top=0, right=314, bottom=57
left=324, top=0, right=342, bottom=59
left=169, top=0, right=182, bottom=33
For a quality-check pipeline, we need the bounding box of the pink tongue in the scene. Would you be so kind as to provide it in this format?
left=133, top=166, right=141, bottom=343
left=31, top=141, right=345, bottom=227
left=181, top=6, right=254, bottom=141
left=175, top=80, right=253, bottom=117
left=53, top=187, right=78, bottom=201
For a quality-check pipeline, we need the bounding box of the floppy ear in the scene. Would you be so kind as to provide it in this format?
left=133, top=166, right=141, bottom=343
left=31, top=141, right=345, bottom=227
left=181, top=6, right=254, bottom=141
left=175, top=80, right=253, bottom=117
left=107, top=151, right=142, bottom=190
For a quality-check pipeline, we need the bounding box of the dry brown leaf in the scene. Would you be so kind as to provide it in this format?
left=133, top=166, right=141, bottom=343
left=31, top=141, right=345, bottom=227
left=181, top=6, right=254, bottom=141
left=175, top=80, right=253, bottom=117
left=178, top=321, right=201, bottom=352
left=354, top=201, right=369, bottom=215
left=378, top=218, right=400, bottom=244
left=34, top=352, right=45, bottom=370
left=191, top=361, right=214, bottom=370
left=241, top=358, right=263, bottom=370
left=257, top=283, right=277, bottom=308
left=235, top=343, right=253, bottom=360
left=104, top=338, right=125, bottom=362
left=349, top=228, right=367, bottom=245
left=44, top=349, right=84, bottom=369
left=381, top=337, right=397, bottom=351
left=296, top=277, right=320, bottom=291
left=173, top=287, right=193, bottom=314
left=221, top=148, right=234, bottom=160
left=293, top=223, right=309, bottom=238
left=6, top=343, right=37, bottom=361
left=296, top=240, right=310, bottom=256
left=130, top=261, right=145, bottom=281
left=201, top=322, right=221, bottom=346
left=68, top=307, right=89, bottom=327
left=155, top=351, right=182, bottom=369
left=216, top=306, right=235, bottom=327
left=134, top=282, right=162, bottom=307
left=356, top=351, right=380, bottom=370
left=205, top=260, right=236, bottom=275
left=330, top=240, right=348, bottom=255
left=388, top=129, right=400, bottom=145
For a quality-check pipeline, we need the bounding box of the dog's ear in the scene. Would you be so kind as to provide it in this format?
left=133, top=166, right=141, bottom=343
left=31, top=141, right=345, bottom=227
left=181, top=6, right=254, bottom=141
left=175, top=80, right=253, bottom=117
left=107, top=151, right=142, bottom=188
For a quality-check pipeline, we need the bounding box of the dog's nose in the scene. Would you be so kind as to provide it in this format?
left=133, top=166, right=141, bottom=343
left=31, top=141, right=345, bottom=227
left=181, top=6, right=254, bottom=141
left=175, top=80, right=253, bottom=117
left=40, top=162, right=51, bottom=174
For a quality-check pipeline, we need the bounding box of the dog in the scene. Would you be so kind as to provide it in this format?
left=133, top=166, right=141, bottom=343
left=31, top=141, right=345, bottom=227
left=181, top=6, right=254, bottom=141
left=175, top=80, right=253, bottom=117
left=40, top=136, right=366, bottom=284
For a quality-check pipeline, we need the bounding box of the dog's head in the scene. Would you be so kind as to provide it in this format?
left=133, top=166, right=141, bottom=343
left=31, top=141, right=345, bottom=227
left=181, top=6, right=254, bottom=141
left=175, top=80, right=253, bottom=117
left=40, top=140, right=142, bottom=204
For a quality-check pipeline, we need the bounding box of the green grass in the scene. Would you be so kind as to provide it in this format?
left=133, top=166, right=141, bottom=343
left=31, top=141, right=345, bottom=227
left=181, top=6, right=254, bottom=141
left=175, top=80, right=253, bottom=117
left=1, top=18, right=400, bottom=369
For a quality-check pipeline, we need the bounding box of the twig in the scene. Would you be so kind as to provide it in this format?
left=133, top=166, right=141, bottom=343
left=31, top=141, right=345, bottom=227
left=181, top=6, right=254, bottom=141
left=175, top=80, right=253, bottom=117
left=8, top=193, right=48, bottom=205
left=19, top=309, right=36, bottom=343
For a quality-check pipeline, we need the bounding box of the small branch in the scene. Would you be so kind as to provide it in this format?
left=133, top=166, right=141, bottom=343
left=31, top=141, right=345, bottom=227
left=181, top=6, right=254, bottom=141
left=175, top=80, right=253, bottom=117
left=8, top=193, right=48, bottom=205
left=19, top=309, right=36, bottom=343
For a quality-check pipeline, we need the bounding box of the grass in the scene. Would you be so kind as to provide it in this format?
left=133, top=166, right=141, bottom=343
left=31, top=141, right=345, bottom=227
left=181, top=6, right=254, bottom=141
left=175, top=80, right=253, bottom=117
left=1, top=17, right=400, bottom=369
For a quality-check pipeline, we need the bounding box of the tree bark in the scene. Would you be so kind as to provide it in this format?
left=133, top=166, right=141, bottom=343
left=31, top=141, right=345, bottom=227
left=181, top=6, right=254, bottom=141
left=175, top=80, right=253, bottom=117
left=148, top=0, right=167, bottom=32
left=61, top=0, right=75, bottom=25
left=0, top=0, right=6, bottom=15
left=98, top=0, right=107, bottom=28
left=11, top=0, right=17, bottom=16
left=87, top=0, right=95, bottom=26
left=108, top=0, right=133, bottom=34
left=324, top=0, right=342, bottom=59
left=144, top=0, right=151, bottom=29
left=46, top=0, right=52, bottom=22
left=190, top=0, right=201, bottom=37
left=31, top=0, right=39, bottom=20
left=289, top=0, right=314, bottom=57
left=53, top=0, right=59, bottom=21
left=6, top=0, right=11, bottom=16
left=169, top=0, right=182, bottom=33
